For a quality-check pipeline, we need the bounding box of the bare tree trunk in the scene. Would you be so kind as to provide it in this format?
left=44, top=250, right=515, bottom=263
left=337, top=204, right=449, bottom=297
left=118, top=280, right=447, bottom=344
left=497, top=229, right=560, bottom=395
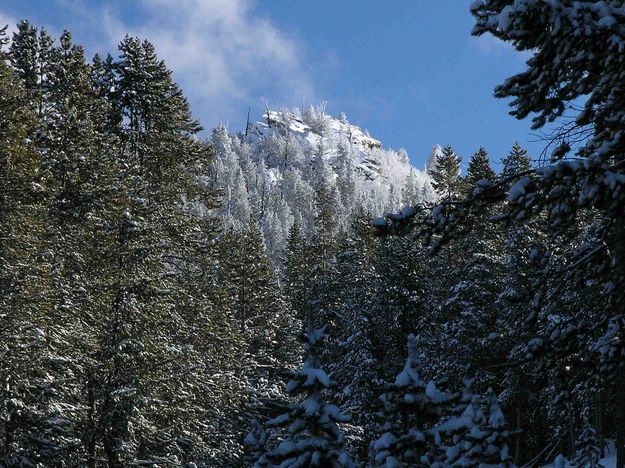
left=244, top=105, right=251, bottom=137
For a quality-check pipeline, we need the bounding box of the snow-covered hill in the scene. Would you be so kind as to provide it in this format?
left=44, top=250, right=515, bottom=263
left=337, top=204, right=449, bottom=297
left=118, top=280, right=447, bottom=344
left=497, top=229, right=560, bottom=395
left=248, top=107, right=432, bottom=189
left=209, top=105, right=436, bottom=262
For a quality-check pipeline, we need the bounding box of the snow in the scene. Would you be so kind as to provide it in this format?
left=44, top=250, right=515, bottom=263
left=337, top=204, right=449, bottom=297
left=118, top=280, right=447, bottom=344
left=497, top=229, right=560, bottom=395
left=248, top=107, right=433, bottom=196
left=543, top=453, right=615, bottom=468
left=508, top=176, right=532, bottom=202
left=425, top=380, right=449, bottom=403
left=371, top=217, right=387, bottom=227
left=497, top=5, right=516, bottom=31
left=372, top=432, right=397, bottom=450
left=394, top=358, right=424, bottom=388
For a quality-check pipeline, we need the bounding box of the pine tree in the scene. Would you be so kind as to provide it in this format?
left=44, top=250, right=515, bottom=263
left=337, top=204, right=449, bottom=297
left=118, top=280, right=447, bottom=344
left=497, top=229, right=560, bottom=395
left=572, top=417, right=604, bottom=468
left=91, top=52, right=122, bottom=134
left=211, top=123, right=252, bottom=230
left=427, top=145, right=463, bottom=200
left=245, top=419, right=269, bottom=466
left=219, top=222, right=289, bottom=337
left=401, top=169, right=421, bottom=207
left=258, top=328, right=355, bottom=467
left=501, top=143, right=531, bottom=180
left=0, top=25, right=8, bottom=60
left=466, top=147, right=496, bottom=187
left=285, top=221, right=310, bottom=327
left=83, top=35, right=221, bottom=466
left=336, top=141, right=357, bottom=218
left=0, top=51, right=59, bottom=467
left=9, top=20, right=54, bottom=139
left=437, top=387, right=513, bottom=466
left=331, top=212, right=381, bottom=459
left=370, top=334, right=454, bottom=467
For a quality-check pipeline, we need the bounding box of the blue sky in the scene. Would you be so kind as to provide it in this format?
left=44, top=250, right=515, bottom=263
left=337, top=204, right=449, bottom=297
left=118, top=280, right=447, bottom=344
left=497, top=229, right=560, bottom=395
left=0, top=0, right=544, bottom=169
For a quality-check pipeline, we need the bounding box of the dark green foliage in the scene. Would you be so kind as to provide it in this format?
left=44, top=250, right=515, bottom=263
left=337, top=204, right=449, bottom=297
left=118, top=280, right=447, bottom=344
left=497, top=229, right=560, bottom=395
left=466, top=147, right=496, bottom=187
left=4, top=8, right=625, bottom=467
left=369, top=335, right=455, bottom=467
left=427, top=144, right=464, bottom=199
left=501, top=143, right=531, bottom=179
left=257, top=328, right=354, bottom=468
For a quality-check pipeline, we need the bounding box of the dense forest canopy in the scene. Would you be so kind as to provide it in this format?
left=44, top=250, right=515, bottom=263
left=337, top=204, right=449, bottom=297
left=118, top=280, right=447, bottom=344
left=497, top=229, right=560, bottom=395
left=1, top=1, right=625, bottom=466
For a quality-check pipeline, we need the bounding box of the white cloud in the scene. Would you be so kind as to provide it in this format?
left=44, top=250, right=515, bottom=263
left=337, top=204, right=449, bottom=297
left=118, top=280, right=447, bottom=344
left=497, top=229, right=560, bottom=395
left=471, top=32, right=532, bottom=60
left=0, top=10, right=17, bottom=37
left=102, top=0, right=317, bottom=130
left=2, top=0, right=317, bottom=132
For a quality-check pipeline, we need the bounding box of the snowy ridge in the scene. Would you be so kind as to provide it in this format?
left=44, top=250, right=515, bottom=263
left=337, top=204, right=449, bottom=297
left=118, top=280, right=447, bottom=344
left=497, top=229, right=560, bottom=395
left=210, top=105, right=437, bottom=263
left=248, top=107, right=431, bottom=188
left=255, top=109, right=383, bottom=181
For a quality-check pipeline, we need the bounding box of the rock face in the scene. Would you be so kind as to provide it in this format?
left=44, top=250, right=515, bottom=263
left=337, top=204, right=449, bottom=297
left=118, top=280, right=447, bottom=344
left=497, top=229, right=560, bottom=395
left=249, top=107, right=431, bottom=189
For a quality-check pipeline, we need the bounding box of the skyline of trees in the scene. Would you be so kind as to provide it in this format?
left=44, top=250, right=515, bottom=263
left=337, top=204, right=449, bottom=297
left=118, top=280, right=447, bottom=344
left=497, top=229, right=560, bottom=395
left=1, top=10, right=620, bottom=466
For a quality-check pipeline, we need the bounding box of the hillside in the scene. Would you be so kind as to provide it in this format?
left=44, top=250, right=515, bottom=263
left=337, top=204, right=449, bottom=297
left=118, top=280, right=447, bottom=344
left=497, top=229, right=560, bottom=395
left=210, top=105, right=435, bottom=262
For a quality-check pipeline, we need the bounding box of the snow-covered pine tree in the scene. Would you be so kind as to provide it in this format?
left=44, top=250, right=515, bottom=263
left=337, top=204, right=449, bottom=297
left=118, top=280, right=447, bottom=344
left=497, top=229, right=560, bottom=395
left=8, top=20, right=53, bottom=122
left=401, top=169, right=422, bottom=207
left=572, top=415, right=604, bottom=468
left=336, top=141, right=357, bottom=220
left=258, top=327, right=355, bottom=468
left=331, top=211, right=381, bottom=459
left=211, top=123, right=252, bottom=230
left=438, top=393, right=487, bottom=465
left=369, top=334, right=454, bottom=467
left=374, top=3, right=625, bottom=463
left=91, top=52, right=122, bottom=134
left=483, top=388, right=513, bottom=465
left=437, top=387, right=513, bottom=467
left=0, top=52, right=59, bottom=467
left=470, top=2, right=625, bottom=462
left=82, top=35, right=223, bottom=466
left=245, top=419, right=270, bottom=466
left=284, top=221, right=311, bottom=328
left=306, top=169, right=341, bottom=329
left=369, top=232, right=425, bottom=386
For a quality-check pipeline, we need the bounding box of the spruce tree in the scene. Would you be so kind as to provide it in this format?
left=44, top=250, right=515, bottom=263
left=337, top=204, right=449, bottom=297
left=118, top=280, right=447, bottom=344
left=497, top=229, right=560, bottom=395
left=9, top=21, right=54, bottom=120
left=284, top=221, right=310, bottom=327
left=331, top=212, right=381, bottom=459
left=427, top=145, right=463, bottom=200
left=572, top=417, right=604, bottom=468
left=466, top=147, right=496, bottom=187
left=437, top=387, right=513, bottom=466
left=0, top=52, right=59, bottom=467
left=258, top=328, right=355, bottom=467
left=370, top=334, right=454, bottom=467
left=85, top=35, right=221, bottom=466
left=501, top=143, right=531, bottom=180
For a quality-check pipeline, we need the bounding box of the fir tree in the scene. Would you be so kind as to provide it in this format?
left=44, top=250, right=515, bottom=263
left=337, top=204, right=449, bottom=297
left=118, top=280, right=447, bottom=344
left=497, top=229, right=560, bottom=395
left=437, top=387, right=514, bottom=467
left=427, top=145, right=463, bottom=200
left=572, top=417, right=604, bottom=468
left=501, top=143, right=531, bottom=180
left=331, top=212, right=381, bottom=459
left=284, top=221, right=310, bottom=327
left=258, top=328, right=355, bottom=467
left=0, top=51, right=59, bottom=467
left=466, top=147, right=496, bottom=187
left=370, top=334, right=454, bottom=467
